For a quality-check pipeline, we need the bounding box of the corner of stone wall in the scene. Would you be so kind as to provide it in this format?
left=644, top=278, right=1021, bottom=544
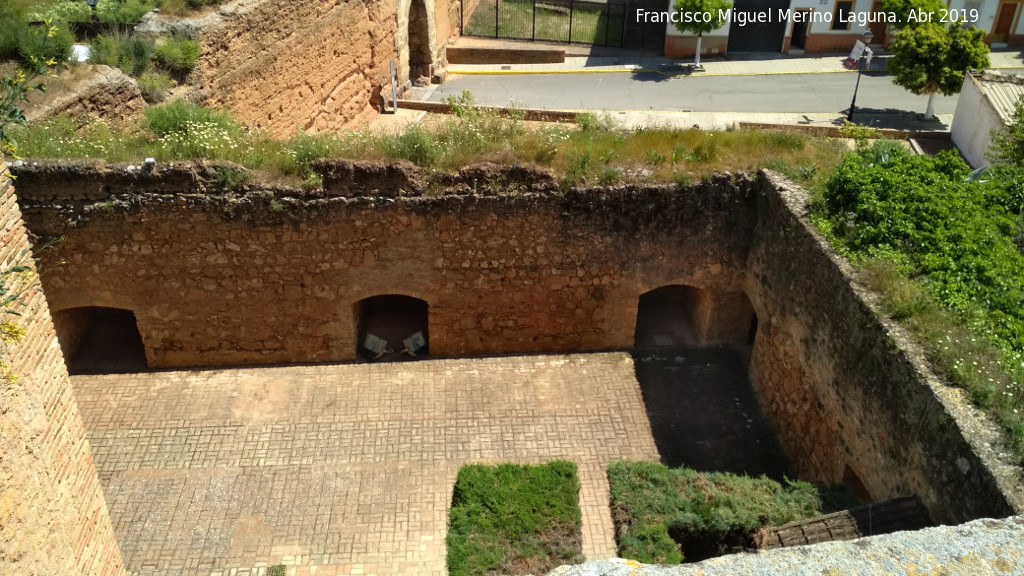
left=745, top=170, right=1024, bottom=524
left=0, top=158, right=126, bottom=576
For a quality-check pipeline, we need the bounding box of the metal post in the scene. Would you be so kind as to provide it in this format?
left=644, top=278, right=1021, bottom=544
left=495, top=0, right=499, bottom=38
left=532, top=0, right=537, bottom=40
left=390, top=61, right=398, bottom=114
left=847, top=57, right=863, bottom=122
left=568, top=0, right=574, bottom=43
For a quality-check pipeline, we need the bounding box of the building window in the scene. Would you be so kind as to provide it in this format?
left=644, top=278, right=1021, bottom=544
left=832, top=1, right=854, bottom=30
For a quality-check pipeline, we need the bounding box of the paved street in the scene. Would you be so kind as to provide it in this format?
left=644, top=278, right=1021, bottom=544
left=75, top=354, right=662, bottom=576
left=428, top=71, right=959, bottom=117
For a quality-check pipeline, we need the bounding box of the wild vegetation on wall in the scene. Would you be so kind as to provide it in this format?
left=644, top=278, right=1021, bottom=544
left=812, top=140, right=1024, bottom=462
left=9, top=94, right=846, bottom=191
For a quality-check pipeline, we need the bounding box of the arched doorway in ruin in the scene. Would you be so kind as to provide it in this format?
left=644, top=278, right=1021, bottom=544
left=51, top=306, right=148, bottom=374
left=634, top=285, right=757, bottom=348
left=353, top=295, right=429, bottom=361
left=634, top=285, right=707, bottom=347
left=397, top=0, right=436, bottom=91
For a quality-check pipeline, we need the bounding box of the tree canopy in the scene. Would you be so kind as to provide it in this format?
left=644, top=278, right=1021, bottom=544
left=672, top=0, right=733, bottom=36
left=888, top=22, right=989, bottom=97
left=882, top=0, right=946, bottom=29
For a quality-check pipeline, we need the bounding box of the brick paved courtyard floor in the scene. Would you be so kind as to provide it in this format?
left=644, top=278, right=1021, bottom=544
left=74, top=353, right=662, bottom=576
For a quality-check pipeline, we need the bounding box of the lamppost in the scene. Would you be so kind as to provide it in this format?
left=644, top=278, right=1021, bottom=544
left=847, top=30, right=874, bottom=123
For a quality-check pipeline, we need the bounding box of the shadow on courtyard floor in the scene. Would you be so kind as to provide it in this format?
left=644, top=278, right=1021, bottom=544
left=631, top=345, right=793, bottom=481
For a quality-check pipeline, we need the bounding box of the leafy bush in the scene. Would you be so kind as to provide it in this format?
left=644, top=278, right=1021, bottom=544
left=818, top=143, right=1024, bottom=350
left=153, top=35, right=200, bottom=75
left=89, top=33, right=154, bottom=77
left=136, top=71, right=174, bottom=103
left=608, top=462, right=823, bottom=564
left=0, top=4, right=73, bottom=66
left=447, top=461, right=583, bottom=576
left=5, top=20, right=75, bottom=67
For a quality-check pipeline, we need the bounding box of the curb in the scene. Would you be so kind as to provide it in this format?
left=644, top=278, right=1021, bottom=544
left=446, top=65, right=1023, bottom=77
left=447, top=68, right=859, bottom=77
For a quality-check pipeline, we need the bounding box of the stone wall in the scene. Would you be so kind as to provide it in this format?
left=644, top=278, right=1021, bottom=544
left=12, top=160, right=755, bottom=368
left=197, top=0, right=463, bottom=137
left=0, top=159, right=125, bottom=576
left=744, top=173, right=1024, bottom=525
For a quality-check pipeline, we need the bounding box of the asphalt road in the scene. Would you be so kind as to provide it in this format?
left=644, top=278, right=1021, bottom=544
left=427, top=71, right=959, bottom=116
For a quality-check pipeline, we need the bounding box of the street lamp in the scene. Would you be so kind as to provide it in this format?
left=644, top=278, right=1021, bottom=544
left=847, top=30, right=874, bottom=123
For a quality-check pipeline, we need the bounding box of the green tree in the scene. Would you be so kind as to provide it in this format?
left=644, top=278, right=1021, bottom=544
left=988, top=95, right=1024, bottom=168
left=881, top=0, right=945, bottom=29
left=887, top=22, right=989, bottom=119
left=672, top=0, right=733, bottom=69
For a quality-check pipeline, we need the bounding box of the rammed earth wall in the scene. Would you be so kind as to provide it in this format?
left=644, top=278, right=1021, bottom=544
left=195, top=0, right=464, bottom=137
left=0, top=159, right=125, bottom=576
left=9, top=159, right=1024, bottom=526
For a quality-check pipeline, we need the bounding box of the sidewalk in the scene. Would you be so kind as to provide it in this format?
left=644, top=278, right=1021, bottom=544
left=606, top=110, right=952, bottom=131
left=446, top=44, right=1024, bottom=77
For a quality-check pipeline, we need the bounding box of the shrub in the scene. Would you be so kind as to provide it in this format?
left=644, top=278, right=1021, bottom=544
left=11, top=21, right=74, bottom=67
left=153, top=35, right=200, bottom=75
left=136, top=71, right=174, bottom=103
left=608, top=462, right=824, bottom=564
left=447, top=461, right=583, bottom=576
left=819, top=143, right=1024, bottom=350
left=382, top=125, right=440, bottom=167
left=89, top=33, right=153, bottom=77
left=576, top=111, right=617, bottom=133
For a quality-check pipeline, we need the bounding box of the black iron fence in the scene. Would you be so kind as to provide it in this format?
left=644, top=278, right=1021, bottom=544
left=463, top=0, right=666, bottom=51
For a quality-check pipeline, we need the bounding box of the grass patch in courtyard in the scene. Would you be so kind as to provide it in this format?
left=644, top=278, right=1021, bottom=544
left=811, top=142, right=1024, bottom=464
left=8, top=95, right=847, bottom=190
left=447, top=461, right=583, bottom=576
left=608, top=461, right=838, bottom=564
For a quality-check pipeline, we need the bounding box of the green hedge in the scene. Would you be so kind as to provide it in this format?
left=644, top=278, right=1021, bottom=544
left=608, top=462, right=825, bottom=564
left=447, top=461, right=584, bottom=576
